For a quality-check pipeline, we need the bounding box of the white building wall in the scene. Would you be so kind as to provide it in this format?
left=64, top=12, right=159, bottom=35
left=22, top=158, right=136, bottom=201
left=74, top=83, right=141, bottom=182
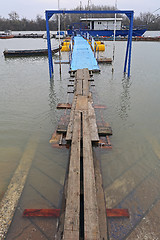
left=91, top=20, right=121, bottom=30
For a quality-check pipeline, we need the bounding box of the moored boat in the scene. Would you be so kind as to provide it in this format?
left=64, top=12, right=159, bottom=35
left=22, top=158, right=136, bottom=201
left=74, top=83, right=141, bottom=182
left=67, top=18, right=146, bottom=37
left=3, top=47, right=61, bottom=57
left=0, top=30, right=14, bottom=39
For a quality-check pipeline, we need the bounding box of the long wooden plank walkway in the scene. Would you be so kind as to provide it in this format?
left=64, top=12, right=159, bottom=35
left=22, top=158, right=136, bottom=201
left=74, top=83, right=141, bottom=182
left=58, top=68, right=107, bottom=239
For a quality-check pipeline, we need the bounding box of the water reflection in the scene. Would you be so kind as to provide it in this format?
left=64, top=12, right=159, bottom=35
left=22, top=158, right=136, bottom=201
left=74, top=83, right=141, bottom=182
left=118, top=76, right=132, bottom=120
left=49, top=77, right=57, bottom=111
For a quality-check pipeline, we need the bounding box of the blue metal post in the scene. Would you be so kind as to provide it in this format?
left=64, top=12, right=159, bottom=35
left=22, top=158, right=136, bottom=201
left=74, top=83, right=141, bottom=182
left=124, top=33, right=130, bottom=73
left=124, top=12, right=133, bottom=77
left=45, top=12, right=53, bottom=78
left=127, top=13, right=134, bottom=77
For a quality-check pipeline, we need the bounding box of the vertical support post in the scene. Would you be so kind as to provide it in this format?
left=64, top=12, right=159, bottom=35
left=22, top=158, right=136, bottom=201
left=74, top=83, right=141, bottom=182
left=127, top=12, right=134, bottom=78
left=124, top=12, right=133, bottom=77
left=124, top=34, right=130, bottom=74
left=45, top=12, right=53, bottom=78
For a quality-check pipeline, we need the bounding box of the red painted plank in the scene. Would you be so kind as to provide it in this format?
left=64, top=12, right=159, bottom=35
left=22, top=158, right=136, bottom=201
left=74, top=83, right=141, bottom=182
left=23, top=208, right=129, bottom=218
left=106, top=209, right=129, bottom=218
left=94, top=105, right=107, bottom=109
left=23, top=209, right=60, bottom=217
left=57, top=103, right=72, bottom=109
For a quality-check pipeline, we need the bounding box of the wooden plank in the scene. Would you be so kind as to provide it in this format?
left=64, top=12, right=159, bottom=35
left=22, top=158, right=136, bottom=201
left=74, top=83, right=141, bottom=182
left=57, top=103, right=71, bottom=109
left=75, top=69, right=83, bottom=95
left=76, top=95, right=88, bottom=111
left=63, top=111, right=81, bottom=239
left=83, top=78, right=89, bottom=96
left=106, top=209, right=129, bottom=218
left=93, top=150, right=108, bottom=240
left=97, top=58, right=112, bottom=64
left=88, top=100, right=99, bottom=142
left=56, top=125, right=67, bottom=133
left=98, top=126, right=112, bottom=136
left=66, top=96, right=77, bottom=141
left=94, top=104, right=107, bottom=109
left=83, top=69, right=90, bottom=96
left=76, top=79, right=82, bottom=95
left=83, top=111, right=100, bottom=240
left=83, top=68, right=90, bottom=80
left=75, top=69, right=84, bottom=80
left=23, top=208, right=60, bottom=217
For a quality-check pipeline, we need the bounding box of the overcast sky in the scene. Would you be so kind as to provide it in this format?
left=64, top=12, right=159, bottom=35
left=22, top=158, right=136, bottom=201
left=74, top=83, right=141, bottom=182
left=1, top=0, right=160, bottom=19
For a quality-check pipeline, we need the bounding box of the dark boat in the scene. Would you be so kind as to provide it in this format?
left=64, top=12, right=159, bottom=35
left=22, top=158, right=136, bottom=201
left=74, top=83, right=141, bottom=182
left=67, top=18, right=146, bottom=37
left=3, top=47, right=61, bottom=57
left=0, top=30, right=14, bottom=39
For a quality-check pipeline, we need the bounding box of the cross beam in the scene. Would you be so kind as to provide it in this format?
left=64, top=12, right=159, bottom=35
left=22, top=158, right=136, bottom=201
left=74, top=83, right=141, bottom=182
left=45, top=10, right=134, bottom=78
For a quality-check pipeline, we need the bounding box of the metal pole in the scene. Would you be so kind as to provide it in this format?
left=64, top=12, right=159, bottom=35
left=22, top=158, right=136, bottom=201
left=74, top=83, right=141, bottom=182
left=127, top=12, right=133, bottom=78
left=58, top=0, right=62, bottom=75
left=46, top=12, right=53, bottom=78
left=124, top=33, right=130, bottom=74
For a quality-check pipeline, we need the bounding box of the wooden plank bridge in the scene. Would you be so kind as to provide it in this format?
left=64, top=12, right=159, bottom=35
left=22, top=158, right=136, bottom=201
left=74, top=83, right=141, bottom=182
left=53, top=68, right=127, bottom=239
left=62, top=68, right=107, bottom=239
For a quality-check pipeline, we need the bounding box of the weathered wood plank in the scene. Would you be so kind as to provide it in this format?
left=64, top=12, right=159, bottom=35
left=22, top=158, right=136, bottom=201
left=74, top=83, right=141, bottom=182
left=76, top=95, right=88, bottom=111
left=56, top=125, right=67, bottom=133
left=75, top=69, right=84, bottom=80
left=57, top=103, right=72, bottom=109
left=88, top=100, right=99, bottom=142
left=63, top=111, right=81, bottom=239
left=66, top=96, right=77, bottom=141
left=97, top=58, right=112, bottom=64
left=83, top=111, right=100, bottom=240
left=83, top=68, right=90, bottom=80
left=83, top=69, right=90, bottom=96
left=93, top=150, right=108, bottom=240
left=98, top=126, right=112, bottom=136
left=76, top=79, right=83, bottom=95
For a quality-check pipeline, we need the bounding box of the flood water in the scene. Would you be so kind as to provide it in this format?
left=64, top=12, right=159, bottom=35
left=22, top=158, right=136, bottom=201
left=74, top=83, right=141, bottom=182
left=0, top=32, right=160, bottom=239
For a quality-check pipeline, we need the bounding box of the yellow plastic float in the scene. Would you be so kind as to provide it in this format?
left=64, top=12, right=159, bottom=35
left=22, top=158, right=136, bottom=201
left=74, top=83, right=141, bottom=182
left=61, top=39, right=71, bottom=52
left=94, top=41, right=105, bottom=51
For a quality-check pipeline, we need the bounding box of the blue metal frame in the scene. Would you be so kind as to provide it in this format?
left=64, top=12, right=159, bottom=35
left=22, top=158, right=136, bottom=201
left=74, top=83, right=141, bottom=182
left=45, top=10, right=134, bottom=78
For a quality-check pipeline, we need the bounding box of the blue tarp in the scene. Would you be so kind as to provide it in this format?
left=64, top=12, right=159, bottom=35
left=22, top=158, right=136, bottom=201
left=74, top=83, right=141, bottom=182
left=70, top=36, right=99, bottom=71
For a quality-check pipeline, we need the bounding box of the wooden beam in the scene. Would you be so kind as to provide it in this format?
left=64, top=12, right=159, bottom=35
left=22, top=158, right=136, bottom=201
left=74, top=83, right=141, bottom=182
left=97, top=58, right=112, bottom=64
left=83, top=111, right=100, bottom=240
left=76, top=79, right=83, bottom=95
left=63, top=111, right=81, bottom=239
left=98, top=126, right=112, bottom=136
left=57, top=103, right=72, bottom=109
left=88, top=100, right=99, bottom=142
left=83, top=69, right=90, bottom=97
left=76, top=95, right=88, bottom=111
left=93, top=150, right=108, bottom=239
left=66, top=96, right=77, bottom=141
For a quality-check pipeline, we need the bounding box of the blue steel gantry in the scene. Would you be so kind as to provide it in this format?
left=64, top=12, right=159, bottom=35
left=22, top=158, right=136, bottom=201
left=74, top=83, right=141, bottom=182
left=45, top=10, right=134, bottom=78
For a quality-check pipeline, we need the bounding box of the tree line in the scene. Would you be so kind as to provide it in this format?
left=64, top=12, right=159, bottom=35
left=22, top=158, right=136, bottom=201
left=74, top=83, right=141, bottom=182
left=0, top=5, right=160, bottom=31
